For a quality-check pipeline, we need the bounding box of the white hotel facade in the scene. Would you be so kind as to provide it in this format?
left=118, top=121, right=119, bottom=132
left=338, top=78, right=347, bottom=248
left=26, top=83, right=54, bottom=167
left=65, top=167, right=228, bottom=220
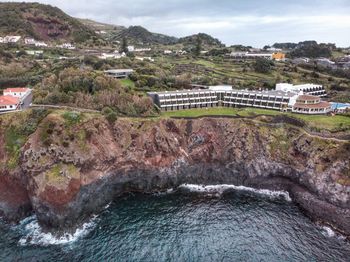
left=148, top=84, right=331, bottom=115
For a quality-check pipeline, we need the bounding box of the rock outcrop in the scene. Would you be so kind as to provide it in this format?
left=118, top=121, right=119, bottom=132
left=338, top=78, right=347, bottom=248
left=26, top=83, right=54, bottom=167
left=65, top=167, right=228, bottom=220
left=0, top=112, right=349, bottom=236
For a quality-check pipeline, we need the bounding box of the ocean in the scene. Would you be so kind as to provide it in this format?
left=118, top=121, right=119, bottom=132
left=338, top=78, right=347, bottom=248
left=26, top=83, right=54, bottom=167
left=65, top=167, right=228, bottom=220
left=0, top=184, right=349, bottom=261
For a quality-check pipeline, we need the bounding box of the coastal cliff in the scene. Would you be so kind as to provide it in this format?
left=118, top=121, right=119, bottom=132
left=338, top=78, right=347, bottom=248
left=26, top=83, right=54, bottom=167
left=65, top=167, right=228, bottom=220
left=0, top=111, right=349, bottom=235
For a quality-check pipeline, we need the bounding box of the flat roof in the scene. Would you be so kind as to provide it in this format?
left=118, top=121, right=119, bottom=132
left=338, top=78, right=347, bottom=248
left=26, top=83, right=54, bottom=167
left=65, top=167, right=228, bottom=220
left=148, top=89, right=297, bottom=98
left=104, top=69, right=134, bottom=73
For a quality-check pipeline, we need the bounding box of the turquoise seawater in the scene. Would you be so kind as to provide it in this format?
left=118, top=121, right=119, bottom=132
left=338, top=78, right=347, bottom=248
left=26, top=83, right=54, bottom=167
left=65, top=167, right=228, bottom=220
left=0, top=185, right=349, bottom=261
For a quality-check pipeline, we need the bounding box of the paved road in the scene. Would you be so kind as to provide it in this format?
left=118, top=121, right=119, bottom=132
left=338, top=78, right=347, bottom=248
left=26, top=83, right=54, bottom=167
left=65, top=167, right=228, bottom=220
left=20, top=92, right=33, bottom=110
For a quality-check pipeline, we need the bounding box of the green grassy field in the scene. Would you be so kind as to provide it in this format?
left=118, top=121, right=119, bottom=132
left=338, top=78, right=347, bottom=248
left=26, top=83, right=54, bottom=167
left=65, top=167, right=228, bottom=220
left=161, top=107, right=350, bottom=131
left=120, top=79, right=136, bottom=89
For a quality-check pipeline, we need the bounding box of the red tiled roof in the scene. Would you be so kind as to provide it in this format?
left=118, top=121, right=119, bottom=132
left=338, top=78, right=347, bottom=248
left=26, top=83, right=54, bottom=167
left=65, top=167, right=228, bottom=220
left=0, top=95, right=20, bottom=106
left=297, top=95, right=319, bottom=101
left=3, top=87, right=28, bottom=93
left=293, top=101, right=331, bottom=109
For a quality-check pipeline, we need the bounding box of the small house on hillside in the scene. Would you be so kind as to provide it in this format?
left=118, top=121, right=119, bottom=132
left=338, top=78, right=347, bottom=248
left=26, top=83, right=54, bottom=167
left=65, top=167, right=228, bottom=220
left=104, top=69, right=134, bottom=79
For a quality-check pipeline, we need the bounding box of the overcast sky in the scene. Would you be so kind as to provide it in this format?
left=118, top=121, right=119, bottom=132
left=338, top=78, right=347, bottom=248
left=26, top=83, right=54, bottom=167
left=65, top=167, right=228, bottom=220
left=4, top=0, right=350, bottom=47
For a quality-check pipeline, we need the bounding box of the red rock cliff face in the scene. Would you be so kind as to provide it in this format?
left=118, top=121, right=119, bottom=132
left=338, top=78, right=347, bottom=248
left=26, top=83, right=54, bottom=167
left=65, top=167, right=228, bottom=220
left=1, top=113, right=350, bottom=234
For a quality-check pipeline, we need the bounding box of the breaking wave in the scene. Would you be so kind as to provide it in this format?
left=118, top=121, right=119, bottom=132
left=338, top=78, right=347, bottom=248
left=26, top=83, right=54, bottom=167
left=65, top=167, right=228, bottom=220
left=17, top=215, right=98, bottom=246
left=320, top=226, right=346, bottom=241
left=178, top=184, right=292, bottom=201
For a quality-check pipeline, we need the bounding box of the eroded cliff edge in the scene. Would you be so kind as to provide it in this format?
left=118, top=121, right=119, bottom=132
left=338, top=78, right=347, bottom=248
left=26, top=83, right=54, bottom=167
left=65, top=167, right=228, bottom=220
left=0, top=111, right=349, bottom=235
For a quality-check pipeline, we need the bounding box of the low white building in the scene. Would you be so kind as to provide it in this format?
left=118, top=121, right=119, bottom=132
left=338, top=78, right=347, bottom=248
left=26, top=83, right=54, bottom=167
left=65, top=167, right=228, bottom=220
left=58, top=43, right=76, bottom=49
left=24, top=37, right=36, bottom=45
left=35, top=41, right=48, bottom=47
left=104, top=69, right=134, bottom=79
left=2, top=35, right=21, bottom=43
left=164, top=50, right=172, bottom=54
left=276, top=83, right=326, bottom=97
left=6, top=35, right=22, bottom=43
left=230, top=52, right=273, bottom=59
left=3, top=87, right=31, bottom=98
left=127, top=46, right=135, bottom=52
left=135, top=56, right=154, bottom=62
left=266, top=47, right=282, bottom=52
left=0, top=96, right=20, bottom=112
left=0, top=88, right=32, bottom=112
left=99, top=52, right=126, bottom=60
left=25, top=50, right=44, bottom=55
left=134, top=48, right=151, bottom=52
left=175, top=50, right=187, bottom=55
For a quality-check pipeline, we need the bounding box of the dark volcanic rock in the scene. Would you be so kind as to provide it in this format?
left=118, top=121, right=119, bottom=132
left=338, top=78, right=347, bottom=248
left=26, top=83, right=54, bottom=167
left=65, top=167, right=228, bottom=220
left=0, top=173, right=32, bottom=223
left=0, top=115, right=349, bottom=236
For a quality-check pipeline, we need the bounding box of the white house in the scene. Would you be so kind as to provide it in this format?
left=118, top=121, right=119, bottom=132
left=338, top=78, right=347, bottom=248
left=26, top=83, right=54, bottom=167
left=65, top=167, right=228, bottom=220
left=164, top=50, right=172, bottom=54
left=3, top=87, right=31, bottom=98
left=24, top=37, right=36, bottom=45
left=104, top=69, right=134, bottom=78
left=127, top=46, right=135, bottom=52
left=25, top=50, right=44, bottom=55
left=176, top=50, right=187, bottom=55
left=230, top=52, right=273, bottom=59
left=134, top=48, right=151, bottom=52
left=35, top=41, right=48, bottom=47
left=0, top=96, right=20, bottom=112
left=58, top=43, right=76, bottom=49
left=4, top=35, right=21, bottom=43
left=99, top=52, right=126, bottom=60
left=0, top=87, right=32, bottom=112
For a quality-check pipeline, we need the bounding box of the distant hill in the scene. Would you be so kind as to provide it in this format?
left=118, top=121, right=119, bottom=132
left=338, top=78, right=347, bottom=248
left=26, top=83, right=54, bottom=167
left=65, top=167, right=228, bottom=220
left=77, top=18, right=125, bottom=32
left=178, top=33, right=224, bottom=48
left=289, top=41, right=332, bottom=58
left=113, top=26, right=178, bottom=45
left=0, top=2, right=98, bottom=43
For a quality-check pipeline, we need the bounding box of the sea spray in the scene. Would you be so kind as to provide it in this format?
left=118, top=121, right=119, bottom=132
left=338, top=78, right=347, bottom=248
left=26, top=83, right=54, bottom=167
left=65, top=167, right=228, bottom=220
left=18, top=215, right=98, bottom=246
left=178, top=184, right=292, bottom=201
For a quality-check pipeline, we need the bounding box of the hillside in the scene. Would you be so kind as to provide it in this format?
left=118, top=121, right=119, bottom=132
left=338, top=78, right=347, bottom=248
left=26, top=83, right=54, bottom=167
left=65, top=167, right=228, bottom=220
left=179, top=33, right=224, bottom=48
left=77, top=18, right=125, bottom=41
left=112, top=25, right=178, bottom=45
left=0, top=2, right=98, bottom=43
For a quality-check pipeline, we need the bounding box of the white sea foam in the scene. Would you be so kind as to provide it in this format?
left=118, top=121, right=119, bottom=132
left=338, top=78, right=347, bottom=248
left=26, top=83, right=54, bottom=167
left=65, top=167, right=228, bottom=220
left=18, top=215, right=98, bottom=246
left=104, top=202, right=112, bottom=210
left=321, top=226, right=336, bottom=237
left=178, top=184, right=292, bottom=202
left=153, top=188, right=175, bottom=196
left=320, top=226, right=346, bottom=240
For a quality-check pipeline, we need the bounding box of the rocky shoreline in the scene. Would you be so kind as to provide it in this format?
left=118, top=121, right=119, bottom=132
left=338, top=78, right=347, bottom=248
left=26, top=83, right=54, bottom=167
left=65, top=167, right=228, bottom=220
left=0, top=114, right=349, bottom=236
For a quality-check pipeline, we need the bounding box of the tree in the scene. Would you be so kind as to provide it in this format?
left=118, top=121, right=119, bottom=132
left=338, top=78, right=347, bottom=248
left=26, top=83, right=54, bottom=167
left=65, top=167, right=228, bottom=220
left=120, top=37, right=128, bottom=53
left=253, top=58, right=273, bottom=73
left=194, top=36, right=202, bottom=57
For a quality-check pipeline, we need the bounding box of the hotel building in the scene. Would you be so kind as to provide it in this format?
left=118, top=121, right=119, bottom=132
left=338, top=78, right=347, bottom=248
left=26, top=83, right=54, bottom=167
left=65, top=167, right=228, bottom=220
left=148, top=88, right=296, bottom=112
left=148, top=84, right=331, bottom=115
